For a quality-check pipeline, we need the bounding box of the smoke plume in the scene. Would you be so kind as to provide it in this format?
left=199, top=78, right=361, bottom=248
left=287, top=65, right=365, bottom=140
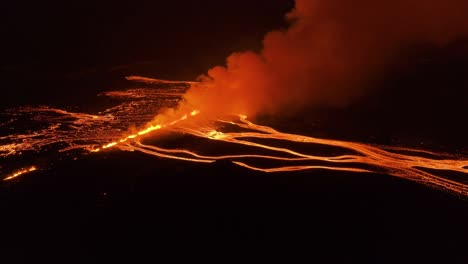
left=163, top=0, right=468, bottom=121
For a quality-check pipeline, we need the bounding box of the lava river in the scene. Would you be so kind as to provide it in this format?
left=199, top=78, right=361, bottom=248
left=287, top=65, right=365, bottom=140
left=1, top=77, right=467, bottom=196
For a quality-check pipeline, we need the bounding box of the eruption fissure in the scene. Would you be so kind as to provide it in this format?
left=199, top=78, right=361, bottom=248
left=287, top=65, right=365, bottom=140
left=91, top=109, right=199, bottom=153
left=3, top=166, right=37, bottom=181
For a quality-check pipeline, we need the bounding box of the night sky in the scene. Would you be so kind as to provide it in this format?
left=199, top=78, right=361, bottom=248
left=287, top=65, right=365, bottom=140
left=1, top=1, right=292, bottom=86
left=1, top=1, right=296, bottom=115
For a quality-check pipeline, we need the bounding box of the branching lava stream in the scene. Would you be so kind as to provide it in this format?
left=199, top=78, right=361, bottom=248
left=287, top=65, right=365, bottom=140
left=1, top=77, right=467, bottom=196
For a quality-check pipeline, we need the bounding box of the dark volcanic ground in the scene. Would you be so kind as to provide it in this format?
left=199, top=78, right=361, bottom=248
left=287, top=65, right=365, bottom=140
left=1, top=151, right=467, bottom=263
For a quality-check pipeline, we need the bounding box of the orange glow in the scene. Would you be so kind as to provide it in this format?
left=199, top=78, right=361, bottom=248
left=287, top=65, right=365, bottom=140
left=4, top=166, right=37, bottom=181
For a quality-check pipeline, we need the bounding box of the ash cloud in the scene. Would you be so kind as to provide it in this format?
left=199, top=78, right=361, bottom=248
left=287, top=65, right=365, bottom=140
left=173, top=0, right=468, bottom=120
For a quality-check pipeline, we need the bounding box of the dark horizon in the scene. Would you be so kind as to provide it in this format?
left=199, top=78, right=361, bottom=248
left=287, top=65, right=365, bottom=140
left=1, top=1, right=293, bottom=78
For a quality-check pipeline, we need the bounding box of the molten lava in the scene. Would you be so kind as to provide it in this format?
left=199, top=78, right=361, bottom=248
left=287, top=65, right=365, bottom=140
left=1, top=77, right=467, bottom=196
left=3, top=166, right=37, bottom=181
left=90, top=110, right=200, bottom=153
left=104, top=114, right=467, bottom=196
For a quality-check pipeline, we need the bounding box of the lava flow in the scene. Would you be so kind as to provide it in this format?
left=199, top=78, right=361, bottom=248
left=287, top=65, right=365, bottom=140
left=1, top=77, right=467, bottom=196
left=104, top=113, right=467, bottom=196
left=3, top=166, right=37, bottom=181
left=92, top=109, right=200, bottom=153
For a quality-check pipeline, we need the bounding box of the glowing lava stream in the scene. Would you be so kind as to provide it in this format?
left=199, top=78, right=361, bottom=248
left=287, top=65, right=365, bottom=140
left=3, top=166, right=37, bottom=181
left=91, top=110, right=200, bottom=152
left=99, top=114, right=468, bottom=196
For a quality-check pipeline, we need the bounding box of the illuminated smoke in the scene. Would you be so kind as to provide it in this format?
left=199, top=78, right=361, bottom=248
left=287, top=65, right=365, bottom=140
left=174, top=0, right=468, bottom=119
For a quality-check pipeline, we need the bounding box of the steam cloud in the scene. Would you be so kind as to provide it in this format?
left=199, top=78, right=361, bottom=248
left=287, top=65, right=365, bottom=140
left=163, top=0, right=468, bottom=121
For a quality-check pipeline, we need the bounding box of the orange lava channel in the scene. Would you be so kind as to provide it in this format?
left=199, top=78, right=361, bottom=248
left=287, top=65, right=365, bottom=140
left=97, top=113, right=468, bottom=196
left=91, top=110, right=200, bottom=153
left=4, top=166, right=37, bottom=181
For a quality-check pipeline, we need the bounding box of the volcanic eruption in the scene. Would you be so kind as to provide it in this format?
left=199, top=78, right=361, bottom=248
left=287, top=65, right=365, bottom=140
left=1, top=0, right=468, bottom=196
